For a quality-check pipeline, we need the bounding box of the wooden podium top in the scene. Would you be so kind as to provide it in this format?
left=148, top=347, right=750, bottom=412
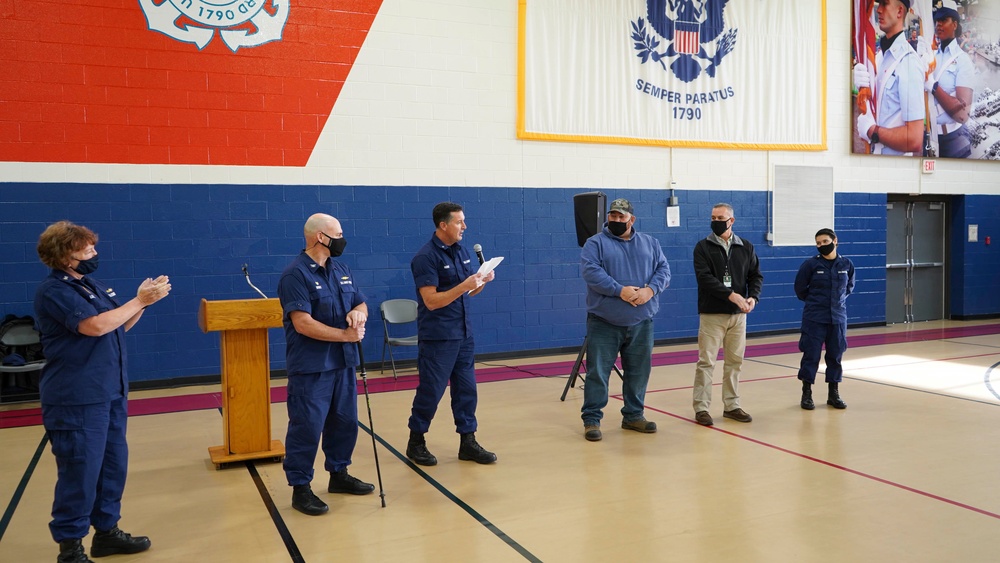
left=198, top=297, right=283, bottom=333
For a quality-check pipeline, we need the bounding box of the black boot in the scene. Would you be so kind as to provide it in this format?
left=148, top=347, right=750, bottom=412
left=827, top=382, right=847, bottom=409
left=328, top=469, right=375, bottom=495
left=406, top=430, right=438, bottom=466
left=58, top=539, right=93, bottom=563
left=458, top=432, right=497, bottom=464
left=800, top=381, right=815, bottom=410
left=291, top=484, right=329, bottom=516
left=90, top=527, right=150, bottom=558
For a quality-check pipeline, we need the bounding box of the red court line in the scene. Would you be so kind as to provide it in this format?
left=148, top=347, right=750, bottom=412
left=128, top=393, right=222, bottom=416
left=0, top=409, right=42, bottom=428
left=639, top=374, right=797, bottom=397
left=643, top=404, right=1000, bottom=521
left=3, top=322, right=998, bottom=429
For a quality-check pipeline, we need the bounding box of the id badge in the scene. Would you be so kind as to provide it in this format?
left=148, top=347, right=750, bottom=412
left=723, top=274, right=732, bottom=288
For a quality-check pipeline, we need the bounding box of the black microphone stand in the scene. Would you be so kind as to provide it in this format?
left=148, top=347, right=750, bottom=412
left=242, top=264, right=268, bottom=299
left=560, top=336, right=624, bottom=401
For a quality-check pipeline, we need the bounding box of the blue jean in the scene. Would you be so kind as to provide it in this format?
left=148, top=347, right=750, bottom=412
left=408, top=337, right=478, bottom=434
left=43, top=397, right=128, bottom=542
left=283, top=368, right=359, bottom=486
left=581, top=315, right=653, bottom=426
left=797, top=319, right=847, bottom=384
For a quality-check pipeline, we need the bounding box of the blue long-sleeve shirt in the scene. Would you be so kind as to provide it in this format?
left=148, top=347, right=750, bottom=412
left=794, top=253, right=855, bottom=324
left=581, top=225, right=671, bottom=327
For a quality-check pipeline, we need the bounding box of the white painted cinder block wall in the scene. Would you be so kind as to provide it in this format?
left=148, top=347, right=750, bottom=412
left=1, top=0, right=996, bottom=195
left=313, top=0, right=998, bottom=195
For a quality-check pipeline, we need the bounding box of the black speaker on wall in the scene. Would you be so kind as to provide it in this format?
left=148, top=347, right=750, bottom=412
left=573, top=191, right=606, bottom=247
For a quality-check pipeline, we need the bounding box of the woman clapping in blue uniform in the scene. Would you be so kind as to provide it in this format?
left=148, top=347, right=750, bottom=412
left=34, top=221, right=171, bottom=563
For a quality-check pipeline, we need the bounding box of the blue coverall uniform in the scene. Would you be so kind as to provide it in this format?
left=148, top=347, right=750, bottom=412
left=34, top=271, right=130, bottom=542
left=408, top=234, right=478, bottom=434
left=794, top=254, right=856, bottom=383
left=278, top=252, right=366, bottom=486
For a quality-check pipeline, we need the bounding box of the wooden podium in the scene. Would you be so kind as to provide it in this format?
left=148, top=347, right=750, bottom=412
left=198, top=298, right=286, bottom=468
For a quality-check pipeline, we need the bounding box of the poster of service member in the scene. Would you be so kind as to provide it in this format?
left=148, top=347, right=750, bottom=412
left=853, top=0, right=1000, bottom=160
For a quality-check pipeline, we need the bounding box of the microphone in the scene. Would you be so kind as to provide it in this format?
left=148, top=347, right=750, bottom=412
left=473, top=244, right=486, bottom=266
left=242, top=263, right=269, bottom=299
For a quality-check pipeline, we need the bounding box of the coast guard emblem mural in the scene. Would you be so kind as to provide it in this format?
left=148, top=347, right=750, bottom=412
left=139, top=0, right=289, bottom=52
left=630, top=0, right=737, bottom=83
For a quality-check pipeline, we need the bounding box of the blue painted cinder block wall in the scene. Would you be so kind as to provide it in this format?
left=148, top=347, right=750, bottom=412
left=0, top=183, right=976, bottom=385
left=951, top=195, right=1000, bottom=318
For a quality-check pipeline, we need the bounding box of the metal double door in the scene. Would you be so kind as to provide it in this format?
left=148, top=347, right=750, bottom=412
left=886, top=201, right=946, bottom=323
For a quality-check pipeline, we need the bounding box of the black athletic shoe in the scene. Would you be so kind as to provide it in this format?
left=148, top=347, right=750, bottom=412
left=90, top=527, right=150, bottom=558
left=328, top=470, right=375, bottom=495
left=291, top=484, right=329, bottom=516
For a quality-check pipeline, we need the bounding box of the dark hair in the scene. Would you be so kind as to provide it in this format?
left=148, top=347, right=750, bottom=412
left=432, top=202, right=463, bottom=228
left=815, top=228, right=837, bottom=241
left=37, top=221, right=98, bottom=270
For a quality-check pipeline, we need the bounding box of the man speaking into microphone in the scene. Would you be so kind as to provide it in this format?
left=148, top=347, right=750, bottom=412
left=405, top=202, right=497, bottom=466
left=579, top=198, right=671, bottom=442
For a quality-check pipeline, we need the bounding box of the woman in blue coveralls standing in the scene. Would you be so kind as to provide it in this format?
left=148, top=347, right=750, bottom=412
left=34, top=221, right=171, bottom=563
left=794, top=228, right=855, bottom=411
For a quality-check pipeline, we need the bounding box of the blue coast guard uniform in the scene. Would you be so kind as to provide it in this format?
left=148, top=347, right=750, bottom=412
left=278, top=252, right=366, bottom=486
left=408, top=234, right=478, bottom=434
left=794, top=254, right=856, bottom=383
left=34, top=271, right=130, bottom=542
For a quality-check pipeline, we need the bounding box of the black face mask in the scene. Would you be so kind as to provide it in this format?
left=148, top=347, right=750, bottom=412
left=607, top=221, right=629, bottom=237
left=711, top=220, right=730, bottom=237
left=818, top=242, right=836, bottom=257
left=320, top=233, right=347, bottom=257
left=72, top=255, right=99, bottom=275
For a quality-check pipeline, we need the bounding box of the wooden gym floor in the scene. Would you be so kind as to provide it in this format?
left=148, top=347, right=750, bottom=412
left=2, top=319, right=1000, bottom=562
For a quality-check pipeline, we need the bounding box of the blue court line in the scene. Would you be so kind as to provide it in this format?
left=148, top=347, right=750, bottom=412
left=246, top=461, right=305, bottom=563
left=210, top=404, right=304, bottom=563
left=0, top=431, right=48, bottom=542
left=984, top=360, right=1000, bottom=402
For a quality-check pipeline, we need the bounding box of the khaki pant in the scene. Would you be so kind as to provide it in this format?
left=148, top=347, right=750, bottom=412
left=693, top=313, right=746, bottom=413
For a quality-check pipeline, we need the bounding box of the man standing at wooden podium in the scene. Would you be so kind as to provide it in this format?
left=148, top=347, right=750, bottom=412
left=277, top=213, right=374, bottom=516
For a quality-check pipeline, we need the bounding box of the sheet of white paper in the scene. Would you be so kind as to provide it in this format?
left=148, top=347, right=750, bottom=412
left=477, top=256, right=503, bottom=276
left=666, top=206, right=680, bottom=227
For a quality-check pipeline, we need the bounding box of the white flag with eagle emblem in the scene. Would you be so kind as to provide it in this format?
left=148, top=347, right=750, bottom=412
left=517, top=0, right=826, bottom=150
